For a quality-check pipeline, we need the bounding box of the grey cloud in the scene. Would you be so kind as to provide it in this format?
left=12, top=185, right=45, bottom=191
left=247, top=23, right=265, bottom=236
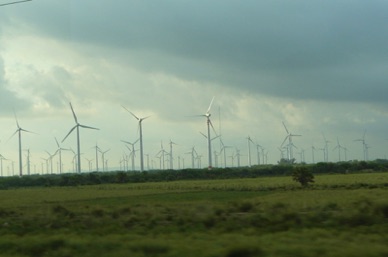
left=4, top=0, right=388, bottom=104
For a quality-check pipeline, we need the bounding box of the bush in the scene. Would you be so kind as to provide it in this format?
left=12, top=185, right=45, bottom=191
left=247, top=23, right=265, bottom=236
left=292, top=166, right=314, bottom=187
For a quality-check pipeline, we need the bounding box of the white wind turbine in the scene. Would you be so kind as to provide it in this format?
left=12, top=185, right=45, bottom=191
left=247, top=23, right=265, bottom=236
left=92, top=143, right=101, bottom=172
left=156, top=141, right=168, bottom=170
left=281, top=122, right=301, bottom=161
left=45, top=150, right=55, bottom=174
left=220, top=139, right=233, bottom=168
left=54, top=137, right=69, bottom=174
left=24, top=149, right=31, bottom=175
left=85, top=158, right=93, bottom=172
left=256, top=143, right=263, bottom=165
left=9, top=112, right=36, bottom=177
left=322, top=133, right=330, bottom=162
left=333, top=138, right=343, bottom=162
left=0, top=154, right=7, bottom=176
left=169, top=139, right=177, bottom=169
left=62, top=102, right=99, bottom=173
left=194, top=96, right=217, bottom=170
left=122, top=139, right=139, bottom=171
left=354, top=130, right=367, bottom=161
left=247, top=136, right=255, bottom=167
left=185, top=146, right=197, bottom=169
left=122, top=106, right=150, bottom=172
left=311, top=145, right=316, bottom=164
left=99, top=148, right=110, bottom=171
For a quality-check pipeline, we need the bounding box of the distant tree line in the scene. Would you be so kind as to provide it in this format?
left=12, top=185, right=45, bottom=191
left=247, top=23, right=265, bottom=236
left=0, top=159, right=387, bottom=189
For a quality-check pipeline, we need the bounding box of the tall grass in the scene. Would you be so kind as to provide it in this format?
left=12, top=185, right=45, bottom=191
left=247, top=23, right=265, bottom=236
left=0, top=172, right=387, bottom=256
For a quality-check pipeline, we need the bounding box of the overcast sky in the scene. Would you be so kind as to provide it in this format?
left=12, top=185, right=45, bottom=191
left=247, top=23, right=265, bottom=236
left=0, top=0, right=387, bottom=174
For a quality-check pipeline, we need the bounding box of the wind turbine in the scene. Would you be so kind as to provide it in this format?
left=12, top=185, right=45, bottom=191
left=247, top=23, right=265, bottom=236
left=54, top=137, right=69, bottom=174
left=247, top=136, right=255, bottom=167
left=256, top=143, right=263, bottom=165
left=235, top=148, right=242, bottom=167
left=85, top=158, right=93, bottom=172
left=0, top=154, right=7, bottom=176
left=25, top=149, right=31, bottom=175
left=281, top=122, right=301, bottom=161
left=311, top=145, right=316, bottom=164
left=354, top=130, right=367, bottom=161
left=322, top=133, right=330, bottom=162
left=220, top=139, right=233, bottom=168
left=122, top=106, right=150, bottom=172
left=45, top=150, right=55, bottom=174
left=122, top=139, right=139, bottom=170
left=156, top=141, right=168, bottom=170
left=9, top=112, right=36, bottom=177
left=194, top=96, right=217, bottom=170
left=333, top=138, right=342, bottom=162
left=92, top=143, right=101, bottom=172
left=62, top=102, right=99, bottom=173
left=185, top=146, right=197, bottom=169
left=99, top=148, right=110, bottom=171
left=169, top=140, right=177, bottom=169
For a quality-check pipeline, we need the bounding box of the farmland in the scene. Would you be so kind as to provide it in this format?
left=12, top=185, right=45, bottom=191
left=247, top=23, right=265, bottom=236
left=0, top=172, right=387, bottom=257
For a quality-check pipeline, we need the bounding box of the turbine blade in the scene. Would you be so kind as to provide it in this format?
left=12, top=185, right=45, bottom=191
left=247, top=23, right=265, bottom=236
left=0, top=0, right=32, bottom=7
left=20, top=128, right=38, bottom=135
left=282, top=121, right=289, bottom=134
left=79, top=124, right=99, bottom=130
left=209, top=119, right=218, bottom=136
left=55, top=137, right=60, bottom=148
left=200, top=132, right=207, bottom=138
left=62, top=125, right=77, bottom=143
left=7, top=129, right=19, bottom=142
left=122, top=105, right=140, bottom=120
left=140, top=115, right=151, bottom=122
left=69, top=102, right=78, bottom=124
left=206, top=96, right=215, bottom=114
left=281, top=136, right=288, bottom=147
left=13, top=111, right=20, bottom=128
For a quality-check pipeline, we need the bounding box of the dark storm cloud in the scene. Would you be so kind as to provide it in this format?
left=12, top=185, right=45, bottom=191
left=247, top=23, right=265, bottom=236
left=3, top=0, right=388, bottom=104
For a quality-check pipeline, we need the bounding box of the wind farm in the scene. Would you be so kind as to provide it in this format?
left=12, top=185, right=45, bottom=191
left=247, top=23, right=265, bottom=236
left=0, top=96, right=386, bottom=177
left=1, top=2, right=388, bottom=257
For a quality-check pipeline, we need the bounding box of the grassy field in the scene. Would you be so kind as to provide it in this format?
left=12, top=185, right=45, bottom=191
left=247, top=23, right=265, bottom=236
left=0, top=172, right=387, bottom=257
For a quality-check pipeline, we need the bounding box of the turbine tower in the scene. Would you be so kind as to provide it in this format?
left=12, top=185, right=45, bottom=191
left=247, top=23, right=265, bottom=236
left=169, top=139, right=177, bottom=169
left=10, top=112, right=35, bottom=177
left=195, top=96, right=217, bottom=170
left=322, top=133, right=330, bottom=162
left=62, top=102, right=99, bottom=173
left=0, top=154, right=7, bottom=176
left=122, top=106, right=150, bottom=172
left=185, top=146, right=197, bottom=169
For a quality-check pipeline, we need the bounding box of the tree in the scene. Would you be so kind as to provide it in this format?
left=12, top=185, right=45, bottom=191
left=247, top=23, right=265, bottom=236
left=292, top=166, right=314, bottom=187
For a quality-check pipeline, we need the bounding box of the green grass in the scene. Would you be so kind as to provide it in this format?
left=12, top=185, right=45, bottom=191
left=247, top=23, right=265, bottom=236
left=0, top=172, right=387, bottom=257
